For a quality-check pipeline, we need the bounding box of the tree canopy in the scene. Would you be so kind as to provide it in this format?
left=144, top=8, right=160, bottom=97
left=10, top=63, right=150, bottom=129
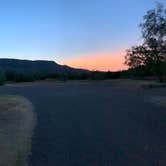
left=125, top=3, right=166, bottom=81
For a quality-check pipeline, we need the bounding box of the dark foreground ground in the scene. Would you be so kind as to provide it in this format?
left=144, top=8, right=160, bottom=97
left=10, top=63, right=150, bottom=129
left=0, top=80, right=166, bottom=166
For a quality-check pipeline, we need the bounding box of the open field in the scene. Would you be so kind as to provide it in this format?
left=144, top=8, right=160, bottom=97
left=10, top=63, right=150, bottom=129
left=0, top=80, right=166, bottom=166
left=0, top=95, right=35, bottom=166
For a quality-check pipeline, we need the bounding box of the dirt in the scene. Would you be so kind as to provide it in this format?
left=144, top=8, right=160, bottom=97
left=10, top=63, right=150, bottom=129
left=0, top=95, right=35, bottom=166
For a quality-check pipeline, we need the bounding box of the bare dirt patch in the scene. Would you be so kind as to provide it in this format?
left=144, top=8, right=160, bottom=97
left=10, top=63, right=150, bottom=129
left=0, top=95, right=35, bottom=166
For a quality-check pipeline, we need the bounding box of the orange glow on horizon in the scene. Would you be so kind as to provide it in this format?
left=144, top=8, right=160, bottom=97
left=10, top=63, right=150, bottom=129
left=63, top=52, right=128, bottom=71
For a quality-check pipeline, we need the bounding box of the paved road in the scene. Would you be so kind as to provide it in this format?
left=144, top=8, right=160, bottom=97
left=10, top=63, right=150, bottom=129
left=0, top=81, right=166, bottom=166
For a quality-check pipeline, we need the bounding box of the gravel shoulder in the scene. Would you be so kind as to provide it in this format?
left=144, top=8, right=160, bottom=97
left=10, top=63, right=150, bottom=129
left=0, top=95, right=35, bottom=166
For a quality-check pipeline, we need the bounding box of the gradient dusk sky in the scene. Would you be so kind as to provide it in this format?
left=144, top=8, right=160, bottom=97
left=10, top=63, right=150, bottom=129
left=0, top=0, right=165, bottom=71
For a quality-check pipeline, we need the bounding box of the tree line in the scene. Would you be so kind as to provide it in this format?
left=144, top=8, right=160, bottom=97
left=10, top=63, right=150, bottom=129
left=0, top=67, right=159, bottom=85
left=0, top=70, right=127, bottom=85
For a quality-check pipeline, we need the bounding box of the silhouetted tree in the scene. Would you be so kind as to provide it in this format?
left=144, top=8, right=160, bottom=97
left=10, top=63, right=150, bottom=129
left=125, top=3, right=166, bottom=82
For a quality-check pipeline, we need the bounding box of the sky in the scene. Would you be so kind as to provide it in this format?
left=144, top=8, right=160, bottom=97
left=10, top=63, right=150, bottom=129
left=0, top=0, right=165, bottom=71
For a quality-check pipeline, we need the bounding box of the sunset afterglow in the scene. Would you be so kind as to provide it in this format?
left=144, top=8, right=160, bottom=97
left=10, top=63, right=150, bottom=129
left=0, top=0, right=164, bottom=71
left=64, top=51, right=128, bottom=71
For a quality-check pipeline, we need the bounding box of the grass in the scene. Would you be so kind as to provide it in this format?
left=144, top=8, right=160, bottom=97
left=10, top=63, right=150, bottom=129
left=0, top=95, right=36, bottom=166
left=149, top=96, right=166, bottom=109
left=141, top=83, right=166, bottom=89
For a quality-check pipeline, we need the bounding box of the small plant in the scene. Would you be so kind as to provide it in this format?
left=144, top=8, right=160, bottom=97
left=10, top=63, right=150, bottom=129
left=0, top=72, right=6, bottom=85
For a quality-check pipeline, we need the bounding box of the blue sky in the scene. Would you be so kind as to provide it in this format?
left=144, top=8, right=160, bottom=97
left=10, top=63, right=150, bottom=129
left=0, top=0, right=165, bottom=69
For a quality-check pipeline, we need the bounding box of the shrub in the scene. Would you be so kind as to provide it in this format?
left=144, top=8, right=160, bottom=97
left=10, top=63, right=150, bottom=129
left=0, top=72, right=6, bottom=85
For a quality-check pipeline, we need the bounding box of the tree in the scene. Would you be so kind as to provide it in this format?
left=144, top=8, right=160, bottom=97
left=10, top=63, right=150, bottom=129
left=125, top=3, right=166, bottom=82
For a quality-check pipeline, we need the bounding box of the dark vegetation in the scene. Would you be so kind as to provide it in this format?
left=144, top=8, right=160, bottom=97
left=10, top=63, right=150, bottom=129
left=0, top=59, right=89, bottom=84
left=0, top=66, right=159, bottom=85
left=0, top=59, right=151, bottom=85
left=0, top=69, right=125, bottom=85
left=125, top=3, right=166, bottom=82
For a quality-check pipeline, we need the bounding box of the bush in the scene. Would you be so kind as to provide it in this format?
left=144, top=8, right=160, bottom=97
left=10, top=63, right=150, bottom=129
left=0, top=72, right=6, bottom=85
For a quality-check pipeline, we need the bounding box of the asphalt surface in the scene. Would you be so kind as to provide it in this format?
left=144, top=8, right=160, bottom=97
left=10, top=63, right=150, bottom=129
left=0, top=81, right=166, bottom=166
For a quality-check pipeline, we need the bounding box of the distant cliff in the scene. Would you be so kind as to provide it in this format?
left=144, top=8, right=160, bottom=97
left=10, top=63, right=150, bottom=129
left=0, top=59, right=88, bottom=74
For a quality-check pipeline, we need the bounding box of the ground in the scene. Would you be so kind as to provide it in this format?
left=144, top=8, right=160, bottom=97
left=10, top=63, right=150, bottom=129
left=0, top=95, right=35, bottom=166
left=0, top=80, right=166, bottom=166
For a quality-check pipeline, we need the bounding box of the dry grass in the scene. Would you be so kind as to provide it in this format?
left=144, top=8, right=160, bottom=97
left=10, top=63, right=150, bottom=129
left=107, top=79, right=166, bottom=89
left=106, top=79, right=157, bottom=88
left=149, top=96, right=166, bottom=109
left=5, top=79, right=166, bottom=88
left=0, top=95, right=35, bottom=166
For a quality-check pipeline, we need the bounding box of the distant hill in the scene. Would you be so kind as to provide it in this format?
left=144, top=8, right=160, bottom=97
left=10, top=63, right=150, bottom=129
left=0, top=59, right=89, bottom=74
